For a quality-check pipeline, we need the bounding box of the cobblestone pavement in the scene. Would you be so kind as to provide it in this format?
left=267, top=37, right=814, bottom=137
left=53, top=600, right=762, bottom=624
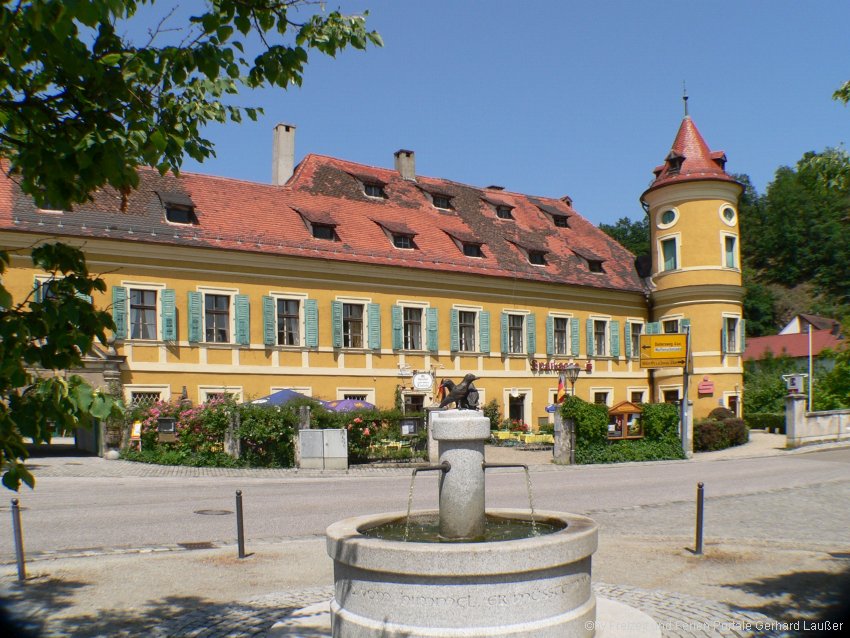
left=1, top=581, right=782, bottom=638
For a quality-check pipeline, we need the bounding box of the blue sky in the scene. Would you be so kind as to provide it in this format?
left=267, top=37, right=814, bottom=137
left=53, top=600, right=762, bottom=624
left=177, top=1, right=850, bottom=226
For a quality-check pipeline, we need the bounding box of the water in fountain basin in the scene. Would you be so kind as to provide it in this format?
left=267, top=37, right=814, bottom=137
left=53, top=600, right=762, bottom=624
left=363, top=513, right=564, bottom=543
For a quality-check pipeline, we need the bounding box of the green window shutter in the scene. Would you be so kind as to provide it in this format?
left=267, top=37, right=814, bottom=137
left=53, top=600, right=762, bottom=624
left=610, top=320, right=620, bottom=357
left=368, top=303, right=381, bottom=349
left=391, top=305, right=403, bottom=350
left=426, top=307, right=439, bottom=353
left=331, top=301, right=343, bottom=348
left=111, top=286, right=127, bottom=340
left=500, top=312, right=508, bottom=354
left=76, top=291, right=93, bottom=303
left=450, top=308, right=459, bottom=352
left=304, top=299, right=318, bottom=347
left=624, top=323, right=632, bottom=359
left=262, top=296, right=276, bottom=346
left=646, top=322, right=661, bottom=335
left=479, top=311, right=490, bottom=354
left=739, top=319, right=746, bottom=353
left=187, top=292, right=202, bottom=343
left=681, top=318, right=691, bottom=334
left=527, top=314, right=536, bottom=355
left=570, top=318, right=580, bottom=356
left=545, top=315, right=554, bottom=356
left=586, top=319, right=594, bottom=356
left=33, top=278, right=43, bottom=303
left=235, top=294, right=250, bottom=345
left=161, top=289, right=176, bottom=341
left=721, top=321, right=728, bottom=354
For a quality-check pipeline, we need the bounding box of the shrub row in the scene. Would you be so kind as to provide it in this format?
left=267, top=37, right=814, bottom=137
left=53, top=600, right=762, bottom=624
left=744, top=412, right=785, bottom=434
left=694, top=417, right=749, bottom=452
left=122, top=397, right=427, bottom=468
left=560, top=397, right=684, bottom=464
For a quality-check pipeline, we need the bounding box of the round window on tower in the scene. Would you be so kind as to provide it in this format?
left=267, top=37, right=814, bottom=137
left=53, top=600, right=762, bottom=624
left=658, top=208, right=678, bottom=229
left=720, top=206, right=737, bottom=226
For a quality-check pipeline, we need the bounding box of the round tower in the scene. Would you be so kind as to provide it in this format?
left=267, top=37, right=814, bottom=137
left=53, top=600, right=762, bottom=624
left=641, top=115, right=744, bottom=420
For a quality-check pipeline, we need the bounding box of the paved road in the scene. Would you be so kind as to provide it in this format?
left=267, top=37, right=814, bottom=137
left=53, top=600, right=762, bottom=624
left=1, top=445, right=849, bottom=637
left=2, top=446, right=849, bottom=558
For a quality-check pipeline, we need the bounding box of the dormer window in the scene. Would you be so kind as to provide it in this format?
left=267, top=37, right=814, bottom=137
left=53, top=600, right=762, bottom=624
left=432, top=194, right=452, bottom=210
left=392, top=234, right=416, bottom=249
left=165, top=206, right=197, bottom=225
left=364, top=183, right=387, bottom=198
left=528, top=251, right=547, bottom=266
left=312, top=223, right=338, bottom=241
left=534, top=201, right=570, bottom=228
left=553, top=215, right=569, bottom=228
left=157, top=190, right=198, bottom=225
left=588, top=260, right=604, bottom=273
left=496, top=205, right=514, bottom=220
left=462, top=243, right=483, bottom=258
left=665, top=151, right=684, bottom=175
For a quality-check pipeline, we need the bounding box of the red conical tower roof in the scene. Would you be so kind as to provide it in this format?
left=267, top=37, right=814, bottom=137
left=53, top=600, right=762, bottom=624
left=642, top=116, right=738, bottom=198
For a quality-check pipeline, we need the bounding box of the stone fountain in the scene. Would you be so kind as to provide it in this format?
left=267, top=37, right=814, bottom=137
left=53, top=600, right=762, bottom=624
left=275, top=408, right=660, bottom=637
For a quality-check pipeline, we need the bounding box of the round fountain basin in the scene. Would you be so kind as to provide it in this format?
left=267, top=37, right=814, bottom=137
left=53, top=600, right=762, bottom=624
left=362, top=512, right=565, bottom=543
left=326, top=508, right=598, bottom=637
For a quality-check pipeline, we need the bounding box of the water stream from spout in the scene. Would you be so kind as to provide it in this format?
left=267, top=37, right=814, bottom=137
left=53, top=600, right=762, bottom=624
left=523, top=467, right=539, bottom=535
left=403, top=471, right=416, bottom=541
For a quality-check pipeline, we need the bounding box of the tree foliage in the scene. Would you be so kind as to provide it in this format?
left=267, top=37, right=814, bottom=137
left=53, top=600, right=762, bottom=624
left=739, top=147, right=850, bottom=331
left=0, top=1, right=381, bottom=490
left=599, top=215, right=649, bottom=256
left=0, top=0, right=382, bottom=208
left=0, top=244, right=123, bottom=489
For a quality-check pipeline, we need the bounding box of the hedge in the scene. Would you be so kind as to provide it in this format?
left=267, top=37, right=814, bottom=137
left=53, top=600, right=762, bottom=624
left=745, top=412, right=785, bottom=434
left=694, top=417, right=749, bottom=452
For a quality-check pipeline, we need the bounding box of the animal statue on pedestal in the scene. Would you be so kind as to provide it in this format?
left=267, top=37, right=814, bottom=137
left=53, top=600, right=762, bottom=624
left=438, top=374, right=480, bottom=409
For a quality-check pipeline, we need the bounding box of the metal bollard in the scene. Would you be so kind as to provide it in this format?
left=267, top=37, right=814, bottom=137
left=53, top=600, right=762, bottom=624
left=236, top=490, right=246, bottom=559
left=695, top=482, right=704, bottom=555
left=11, top=499, right=26, bottom=581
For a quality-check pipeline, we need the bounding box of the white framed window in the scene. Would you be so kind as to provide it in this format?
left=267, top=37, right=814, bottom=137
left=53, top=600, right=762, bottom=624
left=591, top=388, right=613, bottom=407
left=723, top=315, right=743, bottom=354
left=628, top=322, right=643, bottom=359
left=553, top=316, right=569, bottom=355
left=662, top=317, right=681, bottom=334
left=628, top=388, right=648, bottom=404
left=403, top=306, right=423, bottom=350
left=657, top=207, right=679, bottom=229
left=195, top=287, right=238, bottom=344
left=123, top=282, right=166, bottom=341
left=198, top=386, right=243, bottom=404
left=719, top=204, right=737, bottom=227
left=503, top=388, right=532, bottom=425
left=661, top=387, right=682, bottom=404
left=125, top=384, right=171, bottom=407
left=270, top=293, right=307, bottom=347
left=659, top=235, right=680, bottom=272
left=458, top=309, right=477, bottom=352
left=507, top=313, right=526, bottom=354
left=593, top=319, right=608, bottom=357
left=336, top=388, right=376, bottom=404
left=721, top=233, right=739, bottom=269
left=343, top=302, right=365, bottom=348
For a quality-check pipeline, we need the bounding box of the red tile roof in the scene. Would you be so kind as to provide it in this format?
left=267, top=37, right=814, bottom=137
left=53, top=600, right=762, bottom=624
left=642, top=116, right=739, bottom=198
left=1, top=153, right=646, bottom=293
left=744, top=330, right=844, bottom=360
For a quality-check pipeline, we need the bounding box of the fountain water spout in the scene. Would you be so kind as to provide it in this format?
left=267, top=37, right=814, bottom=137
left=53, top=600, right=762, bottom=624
left=412, top=461, right=451, bottom=477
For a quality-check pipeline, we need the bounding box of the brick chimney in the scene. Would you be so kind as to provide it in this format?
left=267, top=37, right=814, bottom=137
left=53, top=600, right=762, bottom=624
left=272, top=123, right=296, bottom=185
left=394, top=149, right=416, bottom=181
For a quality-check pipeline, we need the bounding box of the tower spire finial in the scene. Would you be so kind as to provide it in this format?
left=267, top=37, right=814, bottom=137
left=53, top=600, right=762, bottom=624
left=682, top=81, right=689, bottom=117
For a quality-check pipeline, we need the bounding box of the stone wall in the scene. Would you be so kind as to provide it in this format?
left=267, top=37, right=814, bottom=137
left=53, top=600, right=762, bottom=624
left=785, top=394, right=850, bottom=448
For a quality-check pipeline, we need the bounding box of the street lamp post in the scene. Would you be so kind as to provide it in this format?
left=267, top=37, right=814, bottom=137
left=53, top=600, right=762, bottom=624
left=563, top=363, right=582, bottom=464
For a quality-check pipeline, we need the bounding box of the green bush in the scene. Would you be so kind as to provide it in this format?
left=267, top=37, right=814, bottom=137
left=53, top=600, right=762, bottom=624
left=745, top=412, right=785, bottom=433
left=724, top=418, right=749, bottom=447
left=694, top=417, right=750, bottom=452
left=708, top=406, right=736, bottom=420
left=561, top=396, right=607, bottom=446
left=576, top=439, right=686, bottom=464
left=639, top=402, right=680, bottom=441
left=237, top=403, right=297, bottom=467
left=483, top=399, right=501, bottom=430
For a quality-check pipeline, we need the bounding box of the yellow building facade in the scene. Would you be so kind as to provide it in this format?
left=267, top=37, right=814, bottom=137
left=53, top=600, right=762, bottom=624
left=0, top=116, right=744, bottom=427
